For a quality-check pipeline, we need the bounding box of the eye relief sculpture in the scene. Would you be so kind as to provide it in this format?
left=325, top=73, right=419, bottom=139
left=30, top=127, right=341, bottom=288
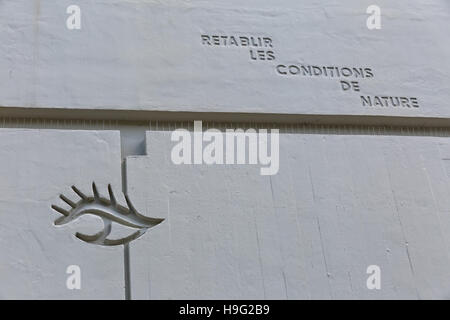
left=51, top=183, right=164, bottom=246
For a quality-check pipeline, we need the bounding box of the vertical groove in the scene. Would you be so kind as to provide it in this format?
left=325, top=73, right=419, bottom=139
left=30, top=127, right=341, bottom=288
left=124, top=243, right=131, bottom=300
left=122, top=155, right=131, bottom=300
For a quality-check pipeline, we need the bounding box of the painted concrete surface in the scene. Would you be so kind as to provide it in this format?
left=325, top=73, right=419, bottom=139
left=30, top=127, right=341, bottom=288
left=1, top=0, right=450, bottom=301
left=1, top=1, right=449, bottom=118
left=125, top=131, right=450, bottom=299
left=0, top=129, right=123, bottom=299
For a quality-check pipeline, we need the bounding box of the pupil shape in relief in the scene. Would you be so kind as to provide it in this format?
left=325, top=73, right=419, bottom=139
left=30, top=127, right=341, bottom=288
left=51, top=182, right=164, bottom=246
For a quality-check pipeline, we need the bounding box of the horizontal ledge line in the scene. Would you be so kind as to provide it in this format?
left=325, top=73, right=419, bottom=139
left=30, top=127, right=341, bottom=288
left=1, top=106, right=450, bottom=128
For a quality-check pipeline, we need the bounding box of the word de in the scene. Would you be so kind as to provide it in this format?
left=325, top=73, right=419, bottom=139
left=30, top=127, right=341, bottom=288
left=340, top=80, right=360, bottom=92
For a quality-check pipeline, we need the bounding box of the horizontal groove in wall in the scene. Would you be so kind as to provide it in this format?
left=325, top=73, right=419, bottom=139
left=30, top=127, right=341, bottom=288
left=1, top=107, right=450, bottom=128
left=1, top=117, right=450, bottom=137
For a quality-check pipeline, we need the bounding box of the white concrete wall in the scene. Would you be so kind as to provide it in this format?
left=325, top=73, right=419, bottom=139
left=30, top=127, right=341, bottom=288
left=1, top=1, right=449, bottom=118
left=3, top=127, right=450, bottom=299
left=1, top=1, right=450, bottom=300
left=0, top=129, right=123, bottom=299
left=126, top=131, right=450, bottom=299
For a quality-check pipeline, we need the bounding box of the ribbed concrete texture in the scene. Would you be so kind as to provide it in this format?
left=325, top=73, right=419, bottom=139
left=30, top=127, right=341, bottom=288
left=1, top=1, right=449, bottom=118
left=126, top=131, right=450, bottom=299
left=0, top=129, right=123, bottom=299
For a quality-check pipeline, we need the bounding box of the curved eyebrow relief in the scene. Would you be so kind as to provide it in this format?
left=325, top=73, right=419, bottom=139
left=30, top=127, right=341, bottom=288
left=52, top=182, right=164, bottom=246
